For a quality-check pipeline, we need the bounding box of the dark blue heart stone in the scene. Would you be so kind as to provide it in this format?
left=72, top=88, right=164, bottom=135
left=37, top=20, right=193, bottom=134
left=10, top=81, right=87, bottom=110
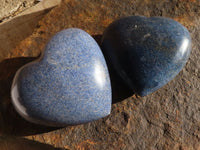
left=11, top=28, right=111, bottom=126
left=101, top=16, right=191, bottom=96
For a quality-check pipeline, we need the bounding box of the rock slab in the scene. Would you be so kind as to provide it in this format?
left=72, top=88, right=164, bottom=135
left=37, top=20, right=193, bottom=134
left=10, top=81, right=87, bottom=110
left=0, top=0, right=199, bottom=149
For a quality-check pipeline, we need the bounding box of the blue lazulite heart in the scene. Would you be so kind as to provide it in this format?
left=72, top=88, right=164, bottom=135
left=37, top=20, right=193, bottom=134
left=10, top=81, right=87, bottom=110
left=101, top=16, right=191, bottom=96
left=11, top=28, right=111, bottom=126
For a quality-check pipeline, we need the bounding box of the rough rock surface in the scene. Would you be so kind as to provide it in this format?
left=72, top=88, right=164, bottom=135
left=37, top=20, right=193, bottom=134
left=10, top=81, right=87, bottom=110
left=0, top=0, right=199, bottom=149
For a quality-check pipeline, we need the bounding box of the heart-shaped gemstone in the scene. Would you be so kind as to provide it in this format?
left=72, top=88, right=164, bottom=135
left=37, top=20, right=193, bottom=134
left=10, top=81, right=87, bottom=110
left=101, top=16, right=191, bottom=96
left=11, top=28, right=111, bottom=126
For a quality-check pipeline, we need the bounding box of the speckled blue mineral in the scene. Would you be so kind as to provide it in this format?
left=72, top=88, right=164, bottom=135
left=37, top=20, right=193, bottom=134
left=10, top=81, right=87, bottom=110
left=11, top=28, right=112, bottom=126
left=101, top=16, right=191, bottom=96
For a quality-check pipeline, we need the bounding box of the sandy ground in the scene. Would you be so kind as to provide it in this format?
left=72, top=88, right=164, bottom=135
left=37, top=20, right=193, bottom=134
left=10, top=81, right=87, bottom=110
left=0, top=0, right=37, bottom=22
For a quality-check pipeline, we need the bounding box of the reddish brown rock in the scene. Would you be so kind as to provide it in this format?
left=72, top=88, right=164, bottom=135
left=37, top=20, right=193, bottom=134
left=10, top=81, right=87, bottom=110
left=0, top=0, right=199, bottom=149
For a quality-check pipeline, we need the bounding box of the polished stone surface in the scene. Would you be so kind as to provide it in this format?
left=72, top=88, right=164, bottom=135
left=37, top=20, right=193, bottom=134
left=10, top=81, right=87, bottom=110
left=11, top=28, right=111, bottom=126
left=101, top=16, right=191, bottom=96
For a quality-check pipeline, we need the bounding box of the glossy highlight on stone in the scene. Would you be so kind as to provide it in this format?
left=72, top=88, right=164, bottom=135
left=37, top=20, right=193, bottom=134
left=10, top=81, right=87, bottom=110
left=11, top=28, right=112, bottom=126
left=101, top=16, right=191, bottom=96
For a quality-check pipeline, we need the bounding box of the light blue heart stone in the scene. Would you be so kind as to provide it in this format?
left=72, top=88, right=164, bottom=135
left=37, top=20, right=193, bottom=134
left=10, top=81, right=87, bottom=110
left=11, top=28, right=112, bottom=126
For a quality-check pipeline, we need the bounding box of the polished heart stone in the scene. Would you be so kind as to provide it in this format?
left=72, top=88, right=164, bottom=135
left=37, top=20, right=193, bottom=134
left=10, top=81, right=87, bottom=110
left=11, top=28, right=111, bottom=126
left=101, top=16, right=191, bottom=96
